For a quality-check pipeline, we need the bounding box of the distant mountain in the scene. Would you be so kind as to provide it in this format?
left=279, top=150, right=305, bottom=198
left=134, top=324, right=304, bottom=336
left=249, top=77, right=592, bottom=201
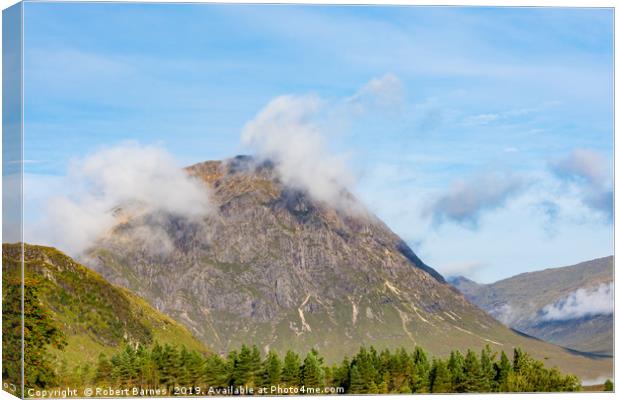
left=84, top=156, right=611, bottom=380
left=449, top=257, right=613, bottom=356
left=2, top=243, right=208, bottom=374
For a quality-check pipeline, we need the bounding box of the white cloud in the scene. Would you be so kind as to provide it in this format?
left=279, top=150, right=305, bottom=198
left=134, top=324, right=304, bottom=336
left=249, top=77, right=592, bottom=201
left=241, top=73, right=403, bottom=211
left=437, top=260, right=486, bottom=278
left=541, top=282, right=614, bottom=321
left=424, top=172, right=525, bottom=228
left=29, top=142, right=212, bottom=255
left=489, top=303, right=521, bottom=326
left=551, top=148, right=608, bottom=186
left=346, top=73, right=405, bottom=113
left=241, top=94, right=357, bottom=210
left=549, top=149, right=612, bottom=220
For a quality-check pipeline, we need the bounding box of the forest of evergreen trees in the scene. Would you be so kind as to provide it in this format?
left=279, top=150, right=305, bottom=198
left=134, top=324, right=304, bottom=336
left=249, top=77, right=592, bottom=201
left=0, top=272, right=593, bottom=396
left=0, top=269, right=591, bottom=396
left=69, top=342, right=582, bottom=395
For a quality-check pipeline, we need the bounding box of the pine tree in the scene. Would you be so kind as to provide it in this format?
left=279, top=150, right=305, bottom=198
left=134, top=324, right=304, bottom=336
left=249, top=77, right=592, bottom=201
left=226, top=350, right=239, bottom=386
left=281, top=350, right=301, bottom=387
left=348, top=365, right=365, bottom=394
left=301, top=351, right=324, bottom=388
left=82, top=342, right=588, bottom=395
left=513, top=348, right=526, bottom=373
left=158, top=344, right=180, bottom=390
left=377, top=373, right=389, bottom=394
left=95, top=354, right=113, bottom=384
left=331, top=357, right=350, bottom=391
left=204, top=353, right=229, bottom=388
left=178, top=347, right=192, bottom=386
left=261, top=351, right=282, bottom=387
left=411, top=346, right=430, bottom=393
left=604, top=379, right=613, bottom=391
left=462, top=349, right=486, bottom=392
left=352, top=347, right=378, bottom=393
left=248, top=345, right=262, bottom=387
left=142, top=349, right=160, bottom=389
left=389, top=348, right=412, bottom=392
left=429, top=358, right=452, bottom=393
left=479, top=345, right=495, bottom=391
left=231, top=345, right=253, bottom=386
left=186, top=350, right=205, bottom=387
left=447, top=350, right=465, bottom=392
left=322, top=365, right=334, bottom=388
left=495, top=351, right=512, bottom=391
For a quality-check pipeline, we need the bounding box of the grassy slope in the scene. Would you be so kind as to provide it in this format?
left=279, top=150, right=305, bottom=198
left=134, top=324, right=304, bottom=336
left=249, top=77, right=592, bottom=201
left=2, top=243, right=208, bottom=371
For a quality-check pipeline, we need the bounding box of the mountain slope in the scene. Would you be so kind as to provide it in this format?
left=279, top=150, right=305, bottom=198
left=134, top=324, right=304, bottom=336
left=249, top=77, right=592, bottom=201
left=450, top=257, right=613, bottom=355
left=2, top=243, right=208, bottom=372
left=85, top=156, right=611, bottom=380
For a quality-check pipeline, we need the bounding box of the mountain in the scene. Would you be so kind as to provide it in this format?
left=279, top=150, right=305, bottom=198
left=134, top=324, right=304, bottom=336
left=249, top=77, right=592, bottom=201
left=84, top=156, right=611, bottom=380
left=449, top=257, right=613, bottom=356
left=2, top=243, right=208, bottom=374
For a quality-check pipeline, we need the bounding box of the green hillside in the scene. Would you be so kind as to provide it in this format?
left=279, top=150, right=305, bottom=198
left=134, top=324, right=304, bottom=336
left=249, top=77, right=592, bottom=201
left=2, top=243, right=208, bottom=391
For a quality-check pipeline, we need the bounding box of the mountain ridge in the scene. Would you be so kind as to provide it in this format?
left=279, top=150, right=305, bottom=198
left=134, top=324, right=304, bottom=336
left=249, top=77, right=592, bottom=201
left=83, top=155, right=611, bottom=379
left=449, top=256, right=613, bottom=356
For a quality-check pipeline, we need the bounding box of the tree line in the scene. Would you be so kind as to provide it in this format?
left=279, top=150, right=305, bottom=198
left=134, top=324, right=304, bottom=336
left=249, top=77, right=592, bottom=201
left=0, top=270, right=590, bottom=395
left=78, top=342, right=582, bottom=394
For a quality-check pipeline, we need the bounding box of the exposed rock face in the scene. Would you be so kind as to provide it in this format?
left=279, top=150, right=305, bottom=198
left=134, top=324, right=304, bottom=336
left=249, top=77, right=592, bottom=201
left=84, top=156, right=611, bottom=380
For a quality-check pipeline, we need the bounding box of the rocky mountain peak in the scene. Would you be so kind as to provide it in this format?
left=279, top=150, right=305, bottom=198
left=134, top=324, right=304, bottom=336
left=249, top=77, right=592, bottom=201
left=83, top=155, right=612, bottom=378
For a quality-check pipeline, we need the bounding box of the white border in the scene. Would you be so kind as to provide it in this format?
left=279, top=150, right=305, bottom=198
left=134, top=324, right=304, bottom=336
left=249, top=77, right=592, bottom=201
left=0, top=1, right=616, bottom=400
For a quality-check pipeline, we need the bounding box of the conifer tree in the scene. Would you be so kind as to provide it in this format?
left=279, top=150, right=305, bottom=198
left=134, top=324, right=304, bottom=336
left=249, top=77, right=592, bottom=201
left=301, top=351, right=324, bottom=388
left=429, top=358, right=452, bottom=393
left=70, top=341, right=590, bottom=394
left=389, top=348, right=412, bottom=392
left=95, top=354, right=112, bottom=384
left=495, top=351, right=512, bottom=391
left=513, top=348, right=526, bottom=373
left=230, top=345, right=253, bottom=386
left=348, top=365, right=365, bottom=394
left=204, top=353, right=229, bottom=388
left=479, top=345, right=495, bottom=391
left=377, top=372, right=390, bottom=394
left=178, top=347, right=192, bottom=386
left=331, top=357, right=351, bottom=391
left=261, top=351, right=282, bottom=387
left=226, top=350, right=238, bottom=385
left=281, top=350, right=301, bottom=387
left=447, top=350, right=466, bottom=392
left=322, top=365, right=334, bottom=388
left=462, top=349, right=486, bottom=392
left=141, top=350, right=160, bottom=389
left=411, top=346, right=431, bottom=393
left=353, top=347, right=378, bottom=392
left=186, top=350, right=205, bottom=387
left=158, top=344, right=180, bottom=390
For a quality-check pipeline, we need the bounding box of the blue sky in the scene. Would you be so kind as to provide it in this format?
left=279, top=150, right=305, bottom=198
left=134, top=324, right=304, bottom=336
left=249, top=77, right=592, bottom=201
left=21, top=3, right=613, bottom=282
